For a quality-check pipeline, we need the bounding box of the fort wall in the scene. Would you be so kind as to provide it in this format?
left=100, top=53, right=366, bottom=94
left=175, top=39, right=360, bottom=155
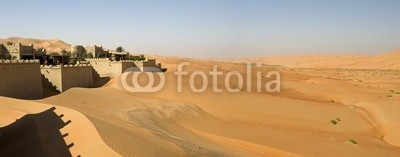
left=41, top=64, right=93, bottom=92
left=0, top=60, right=43, bottom=99
left=129, top=59, right=161, bottom=72
left=74, top=58, right=161, bottom=79
left=86, top=58, right=132, bottom=78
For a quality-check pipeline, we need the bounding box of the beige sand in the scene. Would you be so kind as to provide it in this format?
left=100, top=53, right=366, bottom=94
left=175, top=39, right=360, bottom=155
left=212, top=50, right=400, bottom=70
left=1, top=51, right=400, bottom=156
left=0, top=96, right=119, bottom=156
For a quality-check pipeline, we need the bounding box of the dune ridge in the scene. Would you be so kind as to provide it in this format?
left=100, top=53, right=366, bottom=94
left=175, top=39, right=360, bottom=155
left=34, top=55, right=400, bottom=156
left=211, top=51, right=400, bottom=70
left=0, top=96, right=119, bottom=157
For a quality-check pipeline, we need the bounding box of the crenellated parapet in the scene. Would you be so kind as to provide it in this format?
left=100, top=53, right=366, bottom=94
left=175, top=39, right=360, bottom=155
left=120, top=60, right=137, bottom=63
left=62, top=64, right=92, bottom=67
left=40, top=65, right=62, bottom=69
left=85, top=58, right=110, bottom=61
left=0, top=59, right=40, bottom=64
left=40, top=64, right=92, bottom=69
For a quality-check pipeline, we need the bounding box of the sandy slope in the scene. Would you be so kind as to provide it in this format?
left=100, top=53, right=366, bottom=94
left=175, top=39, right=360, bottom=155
left=39, top=88, right=254, bottom=157
left=0, top=96, right=119, bottom=157
left=34, top=56, right=400, bottom=157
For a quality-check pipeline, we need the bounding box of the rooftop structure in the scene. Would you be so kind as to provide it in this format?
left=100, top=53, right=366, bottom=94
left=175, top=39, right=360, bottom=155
left=0, top=43, right=35, bottom=60
left=0, top=44, right=4, bottom=59
left=109, top=50, right=128, bottom=61
left=71, top=45, right=108, bottom=58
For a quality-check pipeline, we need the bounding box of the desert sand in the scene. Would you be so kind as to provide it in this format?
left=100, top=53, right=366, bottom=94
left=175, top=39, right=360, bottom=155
left=212, top=50, right=400, bottom=70
left=0, top=96, right=119, bottom=156
left=1, top=51, right=400, bottom=156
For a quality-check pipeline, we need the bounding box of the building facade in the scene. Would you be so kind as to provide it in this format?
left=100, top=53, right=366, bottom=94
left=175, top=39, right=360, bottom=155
left=0, top=43, right=35, bottom=60
left=109, top=50, right=128, bottom=61
left=41, top=64, right=93, bottom=92
left=71, top=45, right=108, bottom=58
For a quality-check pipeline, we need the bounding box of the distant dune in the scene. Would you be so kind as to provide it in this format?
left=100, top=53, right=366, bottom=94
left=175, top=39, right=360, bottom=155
left=0, top=37, right=71, bottom=53
left=38, top=56, right=400, bottom=157
left=213, top=51, right=400, bottom=70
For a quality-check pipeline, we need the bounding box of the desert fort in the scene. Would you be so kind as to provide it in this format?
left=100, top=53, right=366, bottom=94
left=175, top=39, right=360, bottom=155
left=2, top=0, right=400, bottom=156
left=0, top=37, right=399, bottom=157
left=0, top=39, right=163, bottom=99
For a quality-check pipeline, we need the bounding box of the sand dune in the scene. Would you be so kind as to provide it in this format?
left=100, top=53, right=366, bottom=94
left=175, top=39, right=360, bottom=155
left=0, top=46, right=399, bottom=156
left=213, top=51, right=400, bottom=70
left=39, top=88, right=254, bottom=157
left=34, top=56, right=400, bottom=156
left=0, top=96, right=119, bottom=157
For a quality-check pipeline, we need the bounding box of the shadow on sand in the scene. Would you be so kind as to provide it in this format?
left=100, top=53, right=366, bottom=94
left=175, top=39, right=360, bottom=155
left=0, top=107, right=75, bottom=157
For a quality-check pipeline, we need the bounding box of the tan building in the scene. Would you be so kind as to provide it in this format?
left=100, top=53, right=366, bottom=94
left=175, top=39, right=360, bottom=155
left=0, top=44, right=11, bottom=59
left=1, top=43, right=35, bottom=60
left=0, top=44, right=5, bottom=59
left=71, top=45, right=108, bottom=58
left=109, top=50, right=128, bottom=61
left=71, top=45, right=85, bottom=58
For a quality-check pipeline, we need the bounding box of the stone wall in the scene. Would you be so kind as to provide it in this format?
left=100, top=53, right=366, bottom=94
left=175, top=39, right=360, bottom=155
left=0, top=60, right=43, bottom=99
left=87, top=58, right=162, bottom=77
left=41, top=64, right=93, bottom=92
left=86, top=58, right=132, bottom=78
left=143, top=59, right=157, bottom=67
left=131, top=59, right=161, bottom=72
left=41, top=65, right=61, bottom=91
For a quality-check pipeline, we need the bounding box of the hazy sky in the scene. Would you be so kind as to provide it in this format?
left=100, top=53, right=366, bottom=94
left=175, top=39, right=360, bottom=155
left=1, top=0, right=399, bottom=57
